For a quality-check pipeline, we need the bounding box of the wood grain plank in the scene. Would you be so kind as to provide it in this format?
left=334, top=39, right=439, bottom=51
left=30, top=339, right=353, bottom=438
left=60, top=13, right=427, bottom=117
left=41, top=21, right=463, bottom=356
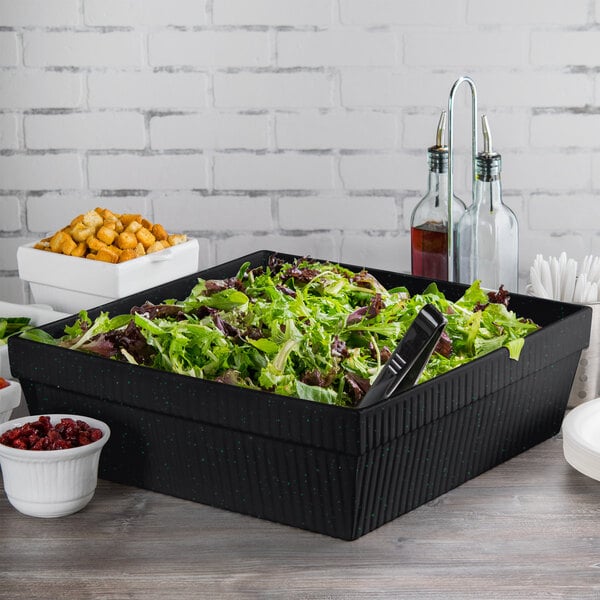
left=2, top=436, right=600, bottom=599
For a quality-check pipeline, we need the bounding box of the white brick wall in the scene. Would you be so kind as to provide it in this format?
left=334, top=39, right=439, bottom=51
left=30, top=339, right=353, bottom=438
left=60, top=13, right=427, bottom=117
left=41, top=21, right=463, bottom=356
left=0, top=197, right=21, bottom=231
left=153, top=194, right=273, bottom=232
left=213, top=72, right=334, bottom=108
left=214, top=154, right=334, bottom=190
left=150, top=113, right=268, bottom=150
left=340, top=0, right=462, bottom=26
left=277, top=31, right=398, bottom=67
left=88, top=73, right=209, bottom=109
left=149, top=32, right=271, bottom=68
left=212, top=0, right=333, bottom=26
left=467, top=0, right=589, bottom=24
left=23, top=32, right=144, bottom=68
left=25, top=113, right=146, bottom=149
left=404, top=32, right=530, bottom=68
left=84, top=0, right=207, bottom=27
left=275, top=111, right=397, bottom=150
left=0, top=0, right=80, bottom=27
left=0, top=114, right=19, bottom=149
left=0, top=72, right=83, bottom=109
left=0, top=32, right=19, bottom=66
left=0, top=155, right=83, bottom=190
left=0, top=0, right=599, bottom=304
left=278, top=196, right=398, bottom=231
left=88, top=155, right=208, bottom=190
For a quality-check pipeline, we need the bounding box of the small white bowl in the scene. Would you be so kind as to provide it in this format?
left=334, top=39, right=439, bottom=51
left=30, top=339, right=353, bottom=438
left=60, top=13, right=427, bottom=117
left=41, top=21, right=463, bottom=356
left=0, top=414, right=110, bottom=518
left=0, top=379, right=22, bottom=424
left=0, top=301, right=70, bottom=379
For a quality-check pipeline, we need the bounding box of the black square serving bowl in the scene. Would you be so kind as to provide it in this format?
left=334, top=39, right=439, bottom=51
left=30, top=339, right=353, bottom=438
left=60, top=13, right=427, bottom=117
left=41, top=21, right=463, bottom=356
left=8, top=251, right=592, bottom=540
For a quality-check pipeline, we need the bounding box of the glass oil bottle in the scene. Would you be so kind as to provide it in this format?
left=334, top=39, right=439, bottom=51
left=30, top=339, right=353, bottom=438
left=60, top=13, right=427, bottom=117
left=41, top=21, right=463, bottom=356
left=457, top=115, right=519, bottom=290
left=410, top=111, right=466, bottom=280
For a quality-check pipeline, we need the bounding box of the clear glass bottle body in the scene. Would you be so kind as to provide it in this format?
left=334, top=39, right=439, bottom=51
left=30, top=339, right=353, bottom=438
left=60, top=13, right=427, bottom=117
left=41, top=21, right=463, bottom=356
left=410, top=149, right=466, bottom=280
left=457, top=156, right=518, bottom=290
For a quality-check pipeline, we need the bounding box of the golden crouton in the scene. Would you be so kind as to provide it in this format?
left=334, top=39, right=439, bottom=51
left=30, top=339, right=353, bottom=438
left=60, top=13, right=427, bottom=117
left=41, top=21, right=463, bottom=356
left=71, top=242, right=87, bottom=258
left=152, top=223, right=168, bottom=241
left=118, top=248, right=137, bottom=263
left=86, top=236, right=106, bottom=252
left=120, top=214, right=142, bottom=227
left=125, top=220, right=142, bottom=234
left=69, top=214, right=84, bottom=228
left=117, top=231, right=138, bottom=250
left=70, top=222, right=94, bottom=243
left=147, top=240, right=169, bottom=254
left=34, top=240, right=51, bottom=250
left=97, top=225, right=117, bottom=245
left=82, top=210, right=104, bottom=229
left=60, top=235, right=77, bottom=256
left=100, top=208, right=118, bottom=221
left=135, top=242, right=146, bottom=257
left=96, top=246, right=120, bottom=263
left=167, top=234, right=187, bottom=246
left=136, top=227, right=155, bottom=249
left=49, top=231, right=69, bottom=253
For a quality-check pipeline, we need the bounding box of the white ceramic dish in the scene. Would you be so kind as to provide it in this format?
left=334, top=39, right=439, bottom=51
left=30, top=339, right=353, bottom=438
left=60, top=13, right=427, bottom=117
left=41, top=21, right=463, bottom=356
left=0, top=380, right=22, bottom=424
left=0, top=414, right=110, bottom=518
left=562, top=397, right=600, bottom=481
left=17, top=238, right=200, bottom=313
left=0, top=302, right=70, bottom=380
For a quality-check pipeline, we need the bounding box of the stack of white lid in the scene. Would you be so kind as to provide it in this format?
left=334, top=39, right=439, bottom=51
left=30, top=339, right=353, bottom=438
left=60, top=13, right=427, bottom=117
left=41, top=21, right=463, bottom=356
left=563, top=397, right=600, bottom=481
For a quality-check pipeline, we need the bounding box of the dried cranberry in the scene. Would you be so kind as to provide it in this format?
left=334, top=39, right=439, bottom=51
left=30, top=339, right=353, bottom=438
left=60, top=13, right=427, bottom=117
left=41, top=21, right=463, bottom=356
left=0, top=416, right=103, bottom=451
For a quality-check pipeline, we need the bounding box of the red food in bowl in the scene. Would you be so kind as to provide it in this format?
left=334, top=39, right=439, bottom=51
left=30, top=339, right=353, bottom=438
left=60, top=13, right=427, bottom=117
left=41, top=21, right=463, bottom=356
left=0, top=415, right=103, bottom=451
left=0, top=377, right=9, bottom=390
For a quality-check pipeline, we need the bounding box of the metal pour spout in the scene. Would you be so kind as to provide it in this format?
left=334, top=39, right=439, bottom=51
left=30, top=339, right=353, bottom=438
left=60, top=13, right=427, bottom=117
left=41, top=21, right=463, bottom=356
left=481, top=114, right=492, bottom=154
left=477, top=114, right=501, bottom=181
left=435, top=110, right=447, bottom=147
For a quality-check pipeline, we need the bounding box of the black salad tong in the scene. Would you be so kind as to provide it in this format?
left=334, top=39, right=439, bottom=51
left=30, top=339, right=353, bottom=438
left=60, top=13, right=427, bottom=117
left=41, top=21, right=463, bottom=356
left=357, top=303, right=447, bottom=409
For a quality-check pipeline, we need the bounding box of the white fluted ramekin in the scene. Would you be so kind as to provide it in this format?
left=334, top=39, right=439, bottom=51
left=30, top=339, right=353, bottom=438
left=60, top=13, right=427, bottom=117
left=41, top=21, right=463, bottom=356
left=0, top=414, right=110, bottom=518
left=0, top=379, right=21, bottom=424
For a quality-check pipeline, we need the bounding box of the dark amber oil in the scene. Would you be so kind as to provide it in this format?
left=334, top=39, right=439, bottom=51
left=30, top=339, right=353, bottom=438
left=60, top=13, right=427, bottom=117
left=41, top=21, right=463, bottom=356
left=411, top=222, right=448, bottom=280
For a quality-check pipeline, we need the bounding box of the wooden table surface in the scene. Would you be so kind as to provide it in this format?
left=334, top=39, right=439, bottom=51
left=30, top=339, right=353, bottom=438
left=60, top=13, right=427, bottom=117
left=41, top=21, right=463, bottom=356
left=2, top=435, right=600, bottom=600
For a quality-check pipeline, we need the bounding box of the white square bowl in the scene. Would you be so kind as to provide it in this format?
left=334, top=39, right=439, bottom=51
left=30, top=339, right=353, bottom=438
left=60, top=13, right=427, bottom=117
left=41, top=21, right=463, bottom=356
left=17, top=238, right=200, bottom=314
left=0, top=380, right=22, bottom=424
left=0, top=302, right=70, bottom=380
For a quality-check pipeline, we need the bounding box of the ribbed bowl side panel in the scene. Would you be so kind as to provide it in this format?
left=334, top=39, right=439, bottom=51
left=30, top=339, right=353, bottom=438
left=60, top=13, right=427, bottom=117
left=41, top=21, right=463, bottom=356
left=22, top=353, right=577, bottom=539
left=351, top=354, right=578, bottom=538
left=22, top=382, right=359, bottom=539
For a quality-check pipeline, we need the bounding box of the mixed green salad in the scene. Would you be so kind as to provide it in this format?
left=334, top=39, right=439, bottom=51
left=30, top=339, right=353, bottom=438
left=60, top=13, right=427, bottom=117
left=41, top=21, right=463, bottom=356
left=0, top=317, right=32, bottom=345
left=28, top=256, right=539, bottom=407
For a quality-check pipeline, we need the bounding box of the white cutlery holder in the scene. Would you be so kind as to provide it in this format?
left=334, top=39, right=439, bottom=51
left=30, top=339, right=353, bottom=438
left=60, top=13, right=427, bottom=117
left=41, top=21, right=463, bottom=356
left=569, top=302, right=600, bottom=407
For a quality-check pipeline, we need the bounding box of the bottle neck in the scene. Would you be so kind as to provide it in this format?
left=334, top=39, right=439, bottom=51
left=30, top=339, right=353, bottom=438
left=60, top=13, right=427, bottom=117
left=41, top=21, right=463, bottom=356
left=474, top=175, right=503, bottom=211
left=427, top=169, right=448, bottom=204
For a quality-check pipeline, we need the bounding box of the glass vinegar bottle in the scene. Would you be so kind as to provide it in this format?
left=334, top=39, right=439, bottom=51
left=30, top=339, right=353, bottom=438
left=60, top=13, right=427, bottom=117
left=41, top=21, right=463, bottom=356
left=457, top=115, right=518, bottom=290
left=410, top=111, right=466, bottom=280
